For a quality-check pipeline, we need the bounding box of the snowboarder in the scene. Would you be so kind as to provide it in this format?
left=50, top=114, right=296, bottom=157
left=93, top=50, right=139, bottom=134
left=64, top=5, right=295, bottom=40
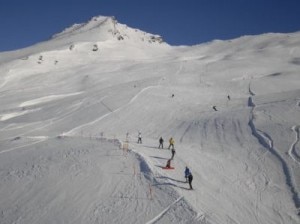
left=171, top=148, right=175, bottom=160
left=166, top=159, right=171, bottom=168
left=137, top=132, right=142, bottom=144
left=212, top=106, right=217, bottom=111
left=168, top=137, right=175, bottom=150
left=184, top=166, right=190, bottom=182
left=188, top=172, right=193, bottom=190
left=158, top=137, right=164, bottom=149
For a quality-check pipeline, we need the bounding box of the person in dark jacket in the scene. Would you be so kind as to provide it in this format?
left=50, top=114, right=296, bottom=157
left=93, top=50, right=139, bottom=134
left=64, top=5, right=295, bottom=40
left=184, top=166, right=190, bottom=182
left=171, top=148, right=175, bottom=160
left=188, top=173, right=193, bottom=190
left=184, top=166, right=193, bottom=189
left=137, top=132, right=142, bottom=144
left=158, top=137, right=164, bottom=149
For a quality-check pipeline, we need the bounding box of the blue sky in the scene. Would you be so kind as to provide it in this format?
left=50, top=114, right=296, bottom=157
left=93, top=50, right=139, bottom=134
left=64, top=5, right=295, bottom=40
left=0, top=0, right=300, bottom=51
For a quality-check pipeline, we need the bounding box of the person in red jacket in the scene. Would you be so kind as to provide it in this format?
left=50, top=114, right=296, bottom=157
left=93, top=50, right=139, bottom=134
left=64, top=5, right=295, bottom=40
left=166, top=159, right=171, bottom=168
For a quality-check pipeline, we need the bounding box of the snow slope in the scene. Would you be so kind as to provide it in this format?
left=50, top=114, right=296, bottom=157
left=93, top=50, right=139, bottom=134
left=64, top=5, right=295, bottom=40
left=0, top=16, right=299, bottom=224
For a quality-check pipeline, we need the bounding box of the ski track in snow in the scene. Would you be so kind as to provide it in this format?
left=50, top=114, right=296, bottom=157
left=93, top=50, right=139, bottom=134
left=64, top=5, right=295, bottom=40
left=19, top=92, right=83, bottom=107
left=0, top=100, right=85, bottom=142
left=248, top=85, right=300, bottom=211
left=145, top=196, right=183, bottom=224
left=0, top=69, right=10, bottom=89
left=3, top=95, right=107, bottom=139
left=0, top=109, right=41, bottom=121
left=0, top=138, right=47, bottom=155
left=289, top=126, right=300, bottom=165
left=64, top=85, right=160, bottom=136
left=128, top=85, right=159, bottom=105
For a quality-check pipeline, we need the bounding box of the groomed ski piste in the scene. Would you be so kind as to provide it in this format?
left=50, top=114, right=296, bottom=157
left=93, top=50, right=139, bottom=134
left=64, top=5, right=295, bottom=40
left=0, top=16, right=300, bottom=224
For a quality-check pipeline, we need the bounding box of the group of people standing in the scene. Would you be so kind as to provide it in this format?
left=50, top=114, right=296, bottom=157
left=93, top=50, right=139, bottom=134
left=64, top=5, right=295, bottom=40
left=135, top=132, right=193, bottom=190
left=159, top=136, right=193, bottom=190
left=158, top=137, right=175, bottom=159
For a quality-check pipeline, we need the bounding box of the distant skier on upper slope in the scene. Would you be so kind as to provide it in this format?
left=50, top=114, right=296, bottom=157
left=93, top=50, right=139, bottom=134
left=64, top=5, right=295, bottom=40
left=137, top=132, right=142, bottom=144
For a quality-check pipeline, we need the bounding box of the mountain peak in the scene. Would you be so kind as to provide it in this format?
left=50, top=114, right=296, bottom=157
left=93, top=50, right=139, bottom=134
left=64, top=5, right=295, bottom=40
left=0, top=16, right=168, bottom=64
left=51, top=15, right=165, bottom=45
left=52, top=16, right=114, bottom=39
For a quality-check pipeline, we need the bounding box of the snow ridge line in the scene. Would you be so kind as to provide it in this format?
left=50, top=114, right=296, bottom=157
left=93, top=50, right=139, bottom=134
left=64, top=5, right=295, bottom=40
left=248, top=96, right=300, bottom=210
left=145, top=196, right=184, bottom=224
left=289, top=126, right=300, bottom=165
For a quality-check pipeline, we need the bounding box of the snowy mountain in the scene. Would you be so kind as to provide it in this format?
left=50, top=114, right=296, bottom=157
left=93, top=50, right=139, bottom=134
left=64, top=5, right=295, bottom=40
left=0, top=16, right=165, bottom=64
left=0, top=15, right=299, bottom=224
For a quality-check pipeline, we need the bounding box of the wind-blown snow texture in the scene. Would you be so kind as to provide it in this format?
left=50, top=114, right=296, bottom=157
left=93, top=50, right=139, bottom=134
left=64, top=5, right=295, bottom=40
left=0, top=16, right=300, bottom=224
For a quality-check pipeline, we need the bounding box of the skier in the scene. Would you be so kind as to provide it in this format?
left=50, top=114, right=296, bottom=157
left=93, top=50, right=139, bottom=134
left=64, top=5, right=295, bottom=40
left=171, top=148, right=175, bottom=160
left=158, top=137, right=164, bottom=149
left=184, top=166, right=190, bottom=182
left=168, top=137, right=175, bottom=150
left=137, top=132, right=142, bottom=144
left=212, top=105, right=217, bottom=111
left=227, top=95, right=231, bottom=100
left=188, top=172, right=193, bottom=190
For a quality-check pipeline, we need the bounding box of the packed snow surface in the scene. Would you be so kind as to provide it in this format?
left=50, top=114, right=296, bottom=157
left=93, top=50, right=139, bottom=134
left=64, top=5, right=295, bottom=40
left=0, top=16, right=300, bottom=224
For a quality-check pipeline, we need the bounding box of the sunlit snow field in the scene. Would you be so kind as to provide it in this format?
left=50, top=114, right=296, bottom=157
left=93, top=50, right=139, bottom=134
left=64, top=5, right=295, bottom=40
left=0, top=16, right=299, bottom=224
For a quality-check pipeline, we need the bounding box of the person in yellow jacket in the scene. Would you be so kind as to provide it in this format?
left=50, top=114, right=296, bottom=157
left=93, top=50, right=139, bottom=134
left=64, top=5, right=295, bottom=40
left=168, top=137, right=175, bottom=150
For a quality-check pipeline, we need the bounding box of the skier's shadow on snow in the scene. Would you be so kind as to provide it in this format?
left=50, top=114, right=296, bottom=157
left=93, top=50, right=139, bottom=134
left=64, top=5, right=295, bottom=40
left=153, top=179, right=190, bottom=190
left=150, top=156, right=168, bottom=160
left=144, top=145, right=160, bottom=149
left=110, top=196, right=150, bottom=200
left=157, top=176, right=187, bottom=184
left=155, top=165, right=173, bottom=169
